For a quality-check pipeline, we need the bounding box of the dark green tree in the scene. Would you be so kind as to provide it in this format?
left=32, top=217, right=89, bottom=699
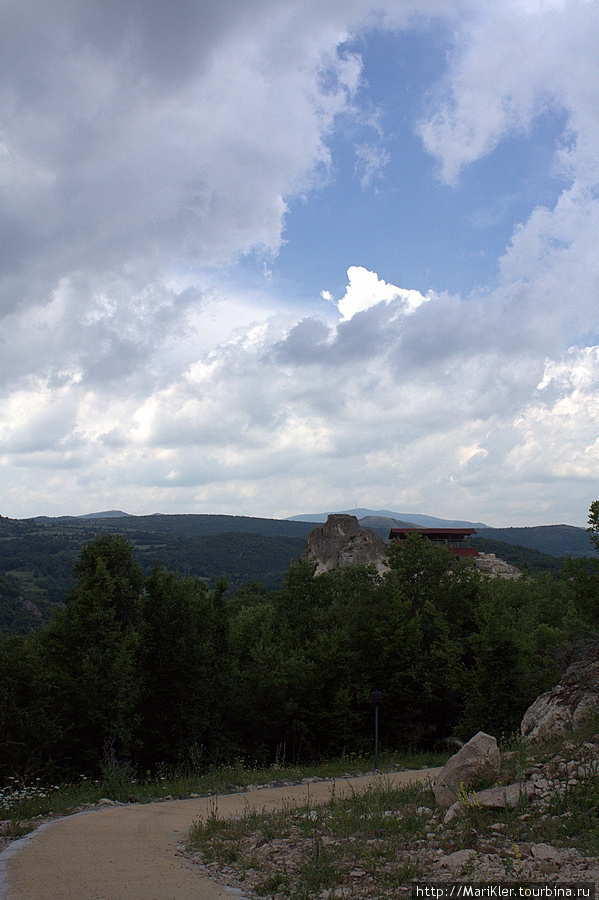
left=564, top=501, right=599, bottom=629
left=588, top=500, right=599, bottom=554
left=0, top=630, right=57, bottom=780
left=136, top=565, right=231, bottom=769
left=41, top=535, right=144, bottom=773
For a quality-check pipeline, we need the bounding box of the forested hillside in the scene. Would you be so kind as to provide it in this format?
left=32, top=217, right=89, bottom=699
left=1, top=509, right=599, bottom=783
left=0, top=512, right=591, bottom=635
left=0, top=515, right=310, bottom=633
left=477, top=524, right=592, bottom=558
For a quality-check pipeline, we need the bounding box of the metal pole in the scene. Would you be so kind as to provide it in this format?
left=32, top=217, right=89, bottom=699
left=370, top=690, right=383, bottom=772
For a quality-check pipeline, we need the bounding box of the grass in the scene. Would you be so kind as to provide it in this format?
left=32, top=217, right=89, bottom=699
left=0, top=749, right=447, bottom=841
left=185, top=731, right=599, bottom=897
left=188, top=777, right=433, bottom=898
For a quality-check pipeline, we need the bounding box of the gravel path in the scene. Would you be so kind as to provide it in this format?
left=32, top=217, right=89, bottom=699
left=2, top=769, right=440, bottom=900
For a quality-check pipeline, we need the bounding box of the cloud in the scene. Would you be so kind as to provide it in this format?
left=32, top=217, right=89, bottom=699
left=417, top=0, right=599, bottom=187
left=0, top=0, right=369, bottom=322
left=330, top=265, right=432, bottom=321
left=354, top=142, right=391, bottom=188
left=1, top=0, right=598, bottom=527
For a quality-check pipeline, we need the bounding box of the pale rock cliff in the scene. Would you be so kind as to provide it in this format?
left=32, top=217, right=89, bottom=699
left=301, top=514, right=389, bottom=576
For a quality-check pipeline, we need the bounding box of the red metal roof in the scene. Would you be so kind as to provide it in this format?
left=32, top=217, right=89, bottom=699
left=389, top=527, right=478, bottom=558
left=389, top=527, right=476, bottom=537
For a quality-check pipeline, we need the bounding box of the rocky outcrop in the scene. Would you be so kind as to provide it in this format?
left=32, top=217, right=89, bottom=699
left=521, top=641, right=599, bottom=741
left=301, top=514, right=389, bottom=576
left=432, top=731, right=501, bottom=807
left=473, top=553, right=521, bottom=579
left=20, top=597, right=42, bottom=618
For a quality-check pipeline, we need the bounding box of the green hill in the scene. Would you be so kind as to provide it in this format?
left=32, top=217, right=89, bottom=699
left=477, top=524, right=593, bottom=558
left=1, top=512, right=595, bottom=636
left=0, top=514, right=312, bottom=634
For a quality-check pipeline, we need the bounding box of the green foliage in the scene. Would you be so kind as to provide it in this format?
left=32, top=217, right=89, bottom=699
left=587, top=500, right=599, bottom=554
left=1, top=513, right=592, bottom=637
left=2, top=507, right=599, bottom=782
left=0, top=517, right=308, bottom=631
left=562, top=500, right=599, bottom=629
left=39, top=536, right=144, bottom=773
left=136, top=564, right=232, bottom=768
left=0, top=573, right=47, bottom=635
left=0, top=630, right=58, bottom=779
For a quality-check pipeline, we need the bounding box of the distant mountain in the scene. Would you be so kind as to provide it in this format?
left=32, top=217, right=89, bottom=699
left=30, top=513, right=315, bottom=538
left=1, top=510, right=595, bottom=636
left=79, top=510, right=131, bottom=519
left=288, top=508, right=488, bottom=529
left=359, top=515, right=416, bottom=535
left=33, top=510, right=130, bottom=522
left=476, top=525, right=593, bottom=559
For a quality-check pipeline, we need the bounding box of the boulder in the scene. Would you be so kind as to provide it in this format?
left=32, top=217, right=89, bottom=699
left=443, top=782, right=533, bottom=823
left=521, top=642, right=599, bottom=741
left=433, top=731, right=501, bottom=807
left=301, top=514, right=389, bottom=575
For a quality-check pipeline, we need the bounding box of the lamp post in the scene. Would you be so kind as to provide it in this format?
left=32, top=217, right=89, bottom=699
left=370, top=690, right=383, bottom=770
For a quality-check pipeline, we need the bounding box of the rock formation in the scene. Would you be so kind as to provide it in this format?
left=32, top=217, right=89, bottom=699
left=473, top=552, right=521, bottom=579
left=432, top=731, right=502, bottom=807
left=301, top=514, right=389, bottom=576
left=521, top=640, right=599, bottom=741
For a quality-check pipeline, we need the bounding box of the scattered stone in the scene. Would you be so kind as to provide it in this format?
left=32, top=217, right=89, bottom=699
left=440, top=849, right=476, bottom=872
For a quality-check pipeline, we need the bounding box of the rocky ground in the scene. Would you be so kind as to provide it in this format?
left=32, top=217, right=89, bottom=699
left=186, top=736, right=599, bottom=899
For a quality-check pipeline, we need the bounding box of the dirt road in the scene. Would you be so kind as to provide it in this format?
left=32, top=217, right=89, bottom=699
left=2, top=769, right=440, bottom=900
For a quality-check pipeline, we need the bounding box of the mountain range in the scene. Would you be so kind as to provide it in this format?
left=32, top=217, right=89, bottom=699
left=287, top=508, right=488, bottom=528
left=1, top=508, right=595, bottom=636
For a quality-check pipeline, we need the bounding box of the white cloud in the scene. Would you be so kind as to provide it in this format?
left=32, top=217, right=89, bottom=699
left=1, top=0, right=598, bottom=527
left=417, top=0, right=599, bottom=187
left=354, top=142, right=390, bottom=188
left=333, top=266, right=432, bottom=321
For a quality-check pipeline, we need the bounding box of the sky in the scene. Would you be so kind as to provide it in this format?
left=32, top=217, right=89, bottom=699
left=1, top=0, right=598, bottom=527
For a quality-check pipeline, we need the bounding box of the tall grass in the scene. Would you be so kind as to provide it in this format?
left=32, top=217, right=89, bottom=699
left=0, top=749, right=448, bottom=840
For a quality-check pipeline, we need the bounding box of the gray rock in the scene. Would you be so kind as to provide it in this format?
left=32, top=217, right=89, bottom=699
left=521, top=642, right=599, bottom=741
left=474, top=553, right=522, bottom=579
left=443, top=782, right=532, bottom=823
left=531, top=842, right=562, bottom=862
left=433, top=731, right=501, bottom=807
left=440, top=849, right=476, bottom=872
left=301, top=514, right=389, bottom=575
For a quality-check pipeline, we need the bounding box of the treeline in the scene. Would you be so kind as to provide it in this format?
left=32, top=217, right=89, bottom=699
left=1, top=518, right=599, bottom=783
left=0, top=518, right=309, bottom=634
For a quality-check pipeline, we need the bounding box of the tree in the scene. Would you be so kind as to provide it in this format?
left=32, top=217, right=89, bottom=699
left=0, top=631, right=57, bottom=780
left=588, top=500, right=599, bottom=555
left=72, top=534, right=144, bottom=628
left=41, top=536, right=144, bottom=773
left=136, top=565, right=232, bottom=769
left=565, top=501, right=599, bottom=629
